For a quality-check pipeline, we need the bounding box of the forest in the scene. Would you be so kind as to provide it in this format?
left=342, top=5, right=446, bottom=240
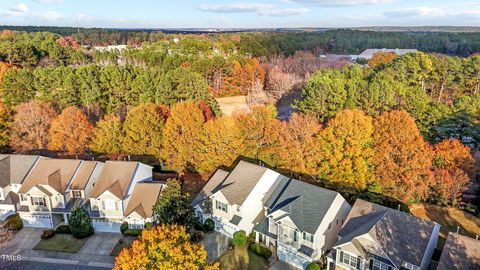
left=0, top=28, right=479, bottom=212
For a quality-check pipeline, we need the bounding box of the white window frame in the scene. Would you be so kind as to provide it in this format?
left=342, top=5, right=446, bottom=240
left=20, top=194, right=27, bottom=202
left=372, top=260, right=392, bottom=270
left=215, top=200, right=228, bottom=213
left=129, top=219, right=144, bottom=229
left=303, top=231, right=314, bottom=242
left=32, top=197, right=46, bottom=206
left=339, top=251, right=361, bottom=269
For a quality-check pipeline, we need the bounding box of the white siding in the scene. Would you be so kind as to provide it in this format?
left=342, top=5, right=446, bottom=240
left=420, top=224, right=440, bottom=270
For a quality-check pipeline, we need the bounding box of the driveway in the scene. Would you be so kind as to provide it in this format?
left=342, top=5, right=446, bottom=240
left=202, top=231, right=230, bottom=262
left=268, top=260, right=301, bottom=270
left=78, top=232, right=121, bottom=256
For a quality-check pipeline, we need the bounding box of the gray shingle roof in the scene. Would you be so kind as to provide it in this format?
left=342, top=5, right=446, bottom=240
left=265, top=177, right=339, bottom=234
left=437, top=233, right=480, bottom=270
left=334, top=199, right=438, bottom=268
left=0, top=155, right=41, bottom=187
left=192, top=169, right=229, bottom=213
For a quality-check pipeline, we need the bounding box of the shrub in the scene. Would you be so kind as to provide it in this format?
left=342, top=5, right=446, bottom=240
left=68, top=206, right=94, bottom=239
left=306, top=262, right=321, bottom=270
left=233, top=230, right=247, bottom=247
left=41, top=229, right=55, bottom=239
left=145, top=222, right=153, bottom=230
left=191, top=230, right=205, bottom=242
left=204, top=218, right=215, bottom=232
left=5, top=213, right=23, bottom=230
left=194, top=219, right=206, bottom=232
left=123, top=229, right=142, bottom=236
left=120, top=222, right=128, bottom=234
left=249, top=243, right=272, bottom=259
left=55, top=225, right=71, bottom=234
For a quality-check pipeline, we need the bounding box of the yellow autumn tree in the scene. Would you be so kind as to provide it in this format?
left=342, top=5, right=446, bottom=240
left=316, top=109, right=375, bottom=190
left=196, top=117, right=245, bottom=173
left=48, top=106, right=93, bottom=154
left=114, top=224, right=219, bottom=270
left=91, top=113, right=124, bottom=155
left=161, top=101, right=205, bottom=172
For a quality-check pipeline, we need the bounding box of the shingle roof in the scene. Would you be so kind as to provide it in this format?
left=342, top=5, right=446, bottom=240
left=213, top=161, right=268, bottom=205
left=89, top=161, right=139, bottom=200
left=0, top=155, right=41, bottom=187
left=192, top=169, right=229, bottom=211
left=18, top=158, right=82, bottom=194
left=69, top=161, right=101, bottom=190
left=335, top=199, right=438, bottom=268
left=358, top=48, right=418, bottom=58
left=264, top=177, right=339, bottom=234
left=0, top=191, right=19, bottom=205
left=437, top=233, right=480, bottom=270
left=124, top=182, right=163, bottom=219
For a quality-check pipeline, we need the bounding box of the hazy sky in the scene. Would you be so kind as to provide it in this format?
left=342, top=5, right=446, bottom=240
left=1, top=0, right=480, bottom=28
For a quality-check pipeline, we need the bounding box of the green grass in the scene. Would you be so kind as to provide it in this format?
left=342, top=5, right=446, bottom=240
left=110, top=239, right=134, bottom=256
left=217, top=247, right=269, bottom=270
left=410, top=204, right=480, bottom=249
left=33, top=234, right=87, bottom=253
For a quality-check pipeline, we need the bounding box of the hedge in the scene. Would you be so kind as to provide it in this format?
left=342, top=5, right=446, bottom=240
left=120, top=222, right=128, bottom=234
left=233, top=230, right=247, bottom=247
left=123, top=229, right=142, bottom=236
left=41, top=229, right=55, bottom=239
left=55, top=225, right=71, bottom=234
left=191, top=230, right=205, bottom=242
left=249, top=243, right=272, bottom=259
left=145, top=222, right=153, bottom=230
left=5, top=213, right=23, bottom=230
left=306, top=262, right=321, bottom=270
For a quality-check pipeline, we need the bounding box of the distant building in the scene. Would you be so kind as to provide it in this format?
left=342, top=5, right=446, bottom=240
left=93, top=45, right=128, bottom=52
left=357, top=48, right=418, bottom=60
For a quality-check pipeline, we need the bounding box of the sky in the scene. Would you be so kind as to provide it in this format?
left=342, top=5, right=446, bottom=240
left=1, top=0, right=480, bottom=28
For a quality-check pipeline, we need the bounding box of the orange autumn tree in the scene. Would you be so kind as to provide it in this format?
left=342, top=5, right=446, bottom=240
left=48, top=107, right=94, bottom=154
left=221, top=58, right=265, bottom=96
left=316, top=109, right=375, bottom=191
left=433, top=139, right=476, bottom=177
left=368, top=52, right=397, bottom=67
left=373, top=110, right=433, bottom=203
left=114, top=224, right=219, bottom=270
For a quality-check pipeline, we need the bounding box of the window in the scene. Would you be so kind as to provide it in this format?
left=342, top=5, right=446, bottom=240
left=236, top=205, right=241, bottom=212
left=303, top=232, right=314, bottom=242
left=73, top=190, right=81, bottom=198
left=103, top=200, right=117, bottom=210
left=129, top=220, right=143, bottom=229
left=215, top=200, right=228, bottom=213
left=20, top=194, right=27, bottom=202
left=340, top=251, right=361, bottom=269
left=32, top=197, right=45, bottom=206
left=371, top=260, right=392, bottom=270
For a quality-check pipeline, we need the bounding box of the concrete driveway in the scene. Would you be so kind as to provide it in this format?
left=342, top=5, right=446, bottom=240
left=202, top=231, right=230, bottom=262
left=78, top=232, right=121, bottom=256
left=268, top=260, right=301, bottom=270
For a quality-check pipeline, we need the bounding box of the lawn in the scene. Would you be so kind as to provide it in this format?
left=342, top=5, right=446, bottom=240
left=217, top=247, right=269, bottom=270
left=33, top=234, right=87, bottom=253
left=110, top=239, right=135, bottom=256
left=410, top=204, right=480, bottom=248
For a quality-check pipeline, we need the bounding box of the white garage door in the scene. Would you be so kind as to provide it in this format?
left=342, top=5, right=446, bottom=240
left=278, top=246, right=309, bottom=270
left=214, top=218, right=236, bottom=238
left=92, top=219, right=122, bottom=233
left=20, top=213, right=52, bottom=228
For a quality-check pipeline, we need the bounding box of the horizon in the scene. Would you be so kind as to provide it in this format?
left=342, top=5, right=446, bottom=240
left=1, top=0, right=480, bottom=29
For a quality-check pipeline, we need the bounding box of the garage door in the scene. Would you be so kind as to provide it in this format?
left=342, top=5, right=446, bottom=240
left=20, top=213, right=52, bottom=228
left=92, top=219, right=122, bottom=233
left=214, top=218, right=236, bottom=238
left=278, top=246, right=309, bottom=269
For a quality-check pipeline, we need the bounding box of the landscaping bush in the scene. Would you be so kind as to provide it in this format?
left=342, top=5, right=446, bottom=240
left=204, top=218, right=215, bottom=232
left=233, top=230, right=247, bottom=247
left=68, top=206, right=94, bottom=239
left=249, top=243, right=272, bottom=259
left=5, top=213, right=23, bottom=230
left=55, top=225, right=71, bottom=234
left=145, top=222, right=153, bottom=230
left=191, top=230, right=205, bottom=242
left=194, top=219, right=206, bottom=232
left=123, top=229, right=142, bottom=236
left=41, top=229, right=55, bottom=239
left=306, top=262, right=321, bottom=270
left=120, top=222, right=128, bottom=234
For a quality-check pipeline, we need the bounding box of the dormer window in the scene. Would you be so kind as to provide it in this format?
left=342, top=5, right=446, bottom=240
left=73, top=190, right=81, bottom=198
left=215, top=200, right=228, bottom=213
left=32, top=197, right=46, bottom=206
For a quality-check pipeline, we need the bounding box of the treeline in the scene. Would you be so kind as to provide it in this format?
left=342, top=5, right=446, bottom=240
left=0, top=101, right=476, bottom=210
left=296, top=52, right=480, bottom=147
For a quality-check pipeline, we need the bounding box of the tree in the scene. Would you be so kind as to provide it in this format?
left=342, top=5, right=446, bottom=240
left=266, top=65, right=301, bottom=101
left=161, top=102, right=205, bottom=172
left=91, top=114, right=124, bottom=155
left=68, top=206, right=94, bottom=239
left=114, top=224, right=219, bottom=270
left=196, top=117, right=245, bottom=173
left=368, top=52, right=397, bottom=67
left=373, top=111, right=433, bottom=203
left=10, top=101, right=56, bottom=151
left=48, top=107, right=93, bottom=154
left=431, top=169, right=470, bottom=208
left=433, top=139, right=476, bottom=177
left=122, top=103, right=165, bottom=156
left=316, top=110, right=375, bottom=190
left=0, top=102, right=13, bottom=147
left=152, top=179, right=196, bottom=231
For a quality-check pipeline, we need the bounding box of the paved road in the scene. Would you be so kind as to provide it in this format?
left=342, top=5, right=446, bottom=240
left=0, top=261, right=107, bottom=270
